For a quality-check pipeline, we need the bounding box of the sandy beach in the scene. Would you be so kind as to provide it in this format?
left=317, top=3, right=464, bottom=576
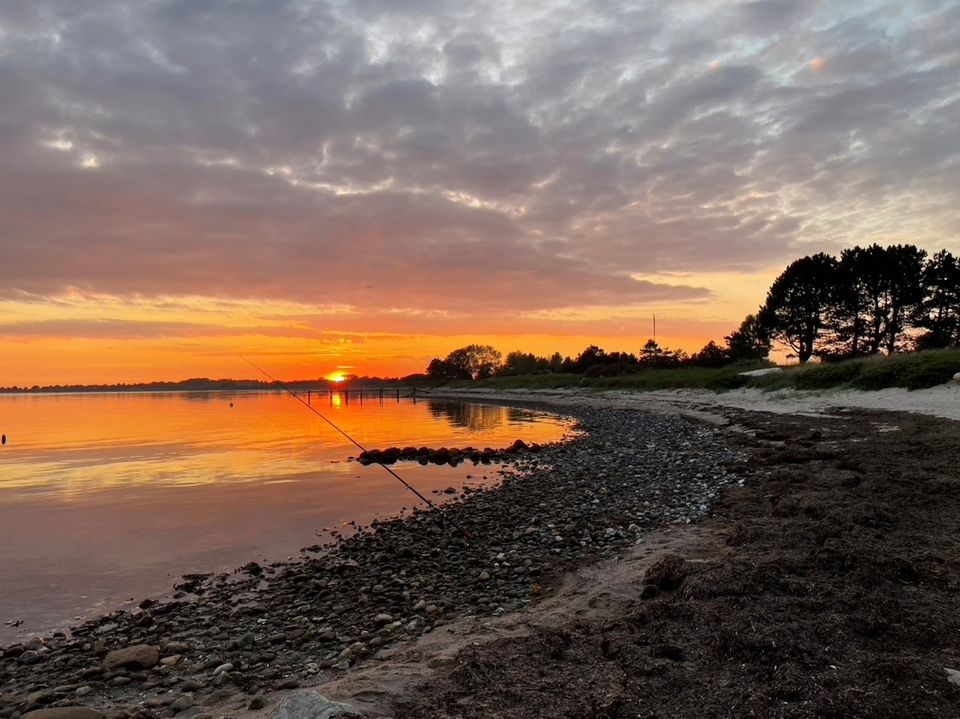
left=3, top=387, right=960, bottom=718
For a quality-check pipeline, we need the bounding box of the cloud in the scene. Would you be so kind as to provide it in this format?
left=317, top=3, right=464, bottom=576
left=0, top=0, right=957, bottom=325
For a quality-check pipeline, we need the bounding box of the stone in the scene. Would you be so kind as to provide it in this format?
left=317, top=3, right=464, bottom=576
left=945, top=667, right=960, bottom=687
left=738, top=367, right=783, bottom=377
left=372, top=613, right=393, bottom=625
left=954, top=371, right=960, bottom=383
left=19, top=650, right=42, bottom=665
left=248, top=697, right=267, bottom=711
left=171, top=695, right=195, bottom=712
left=212, top=663, right=234, bottom=675
left=23, top=710, right=105, bottom=719
left=269, top=690, right=359, bottom=719
left=103, top=645, right=160, bottom=670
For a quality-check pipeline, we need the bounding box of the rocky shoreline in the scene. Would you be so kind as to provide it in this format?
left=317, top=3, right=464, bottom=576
left=0, top=401, right=746, bottom=719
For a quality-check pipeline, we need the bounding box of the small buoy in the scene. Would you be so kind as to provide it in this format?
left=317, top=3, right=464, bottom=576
left=1, top=434, right=6, bottom=446
left=229, top=402, right=234, bottom=408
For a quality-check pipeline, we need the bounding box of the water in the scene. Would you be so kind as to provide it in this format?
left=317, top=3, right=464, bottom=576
left=0, top=391, right=573, bottom=643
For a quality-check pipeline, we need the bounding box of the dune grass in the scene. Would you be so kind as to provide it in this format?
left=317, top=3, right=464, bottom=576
left=433, top=349, right=960, bottom=393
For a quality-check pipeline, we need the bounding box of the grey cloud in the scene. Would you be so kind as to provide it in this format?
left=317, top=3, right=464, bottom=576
left=1, top=0, right=959, bottom=319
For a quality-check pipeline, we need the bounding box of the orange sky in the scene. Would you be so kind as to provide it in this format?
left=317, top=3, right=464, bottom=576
left=0, top=269, right=771, bottom=385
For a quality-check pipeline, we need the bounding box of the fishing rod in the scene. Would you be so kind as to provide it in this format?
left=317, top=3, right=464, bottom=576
left=239, top=356, right=471, bottom=540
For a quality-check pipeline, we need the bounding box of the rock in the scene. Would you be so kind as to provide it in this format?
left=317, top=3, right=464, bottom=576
left=339, top=642, right=366, bottom=662
left=212, top=662, right=234, bottom=675
left=269, top=690, right=359, bottom=719
left=738, top=367, right=783, bottom=377
left=103, top=644, right=160, bottom=670
left=248, top=697, right=267, bottom=710
left=954, top=371, right=960, bottom=383
left=19, top=650, right=42, bottom=665
left=373, top=613, right=393, bottom=625
left=276, top=679, right=300, bottom=690
left=945, top=667, right=960, bottom=687
left=171, top=696, right=195, bottom=713
left=23, top=710, right=105, bottom=719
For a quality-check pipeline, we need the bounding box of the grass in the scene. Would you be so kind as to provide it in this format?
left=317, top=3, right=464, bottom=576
left=430, top=349, right=960, bottom=394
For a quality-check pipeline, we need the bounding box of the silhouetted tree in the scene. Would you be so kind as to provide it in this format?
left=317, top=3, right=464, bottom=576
left=425, top=357, right=471, bottom=381
left=548, top=352, right=565, bottom=373
left=915, top=249, right=960, bottom=348
left=497, top=351, right=552, bottom=376
left=759, top=253, right=837, bottom=363
left=689, top=340, right=730, bottom=368
left=882, top=244, right=927, bottom=353
left=724, top=313, right=771, bottom=362
left=444, top=344, right=502, bottom=379
left=573, top=345, right=607, bottom=373
left=639, top=339, right=684, bottom=368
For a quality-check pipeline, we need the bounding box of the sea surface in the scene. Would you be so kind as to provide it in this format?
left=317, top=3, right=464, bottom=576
left=0, top=390, right=573, bottom=643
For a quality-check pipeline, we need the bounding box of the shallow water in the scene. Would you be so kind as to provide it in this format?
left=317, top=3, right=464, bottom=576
left=0, top=391, right=572, bottom=643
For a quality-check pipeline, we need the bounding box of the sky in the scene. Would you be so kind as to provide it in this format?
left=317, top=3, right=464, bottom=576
left=1, top=0, right=959, bottom=384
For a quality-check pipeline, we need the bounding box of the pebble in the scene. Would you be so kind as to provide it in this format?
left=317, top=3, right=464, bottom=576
left=19, top=651, right=41, bottom=665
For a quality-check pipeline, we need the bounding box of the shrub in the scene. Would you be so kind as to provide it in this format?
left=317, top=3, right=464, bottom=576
left=851, top=361, right=909, bottom=390
left=901, top=355, right=960, bottom=390
left=794, top=362, right=864, bottom=390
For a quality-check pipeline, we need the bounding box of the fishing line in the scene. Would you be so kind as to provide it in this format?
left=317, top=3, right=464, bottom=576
left=239, top=356, right=470, bottom=540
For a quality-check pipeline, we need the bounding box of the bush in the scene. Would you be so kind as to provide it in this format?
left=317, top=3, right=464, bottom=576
left=794, top=362, right=864, bottom=390
left=704, top=373, right=750, bottom=390
left=901, top=355, right=960, bottom=390
left=851, top=361, right=909, bottom=390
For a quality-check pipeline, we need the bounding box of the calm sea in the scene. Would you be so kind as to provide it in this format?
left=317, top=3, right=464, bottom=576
left=0, top=391, right=572, bottom=643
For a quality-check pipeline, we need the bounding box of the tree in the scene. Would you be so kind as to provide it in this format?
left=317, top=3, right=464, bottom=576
left=689, top=340, right=730, bottom=368
left=548, top=352, right=565, bottom=373
left=573, top=345, right=607, bottom=373
left=497, top=351, right=551, bottom=376
left=882, top=244, right=927, bottom=353
left=821, top=246, right=879, bottom=359
left=724, top=313, right=771, bottom=362
left=443, top=344, right=502, bottom=379
left=759, top=253, right=837, bottom=363
left=915, top=249, right=960, bottom=348
left=425, top=357, right=470, bottom=381
left=639, top=339, right=684, bottom=368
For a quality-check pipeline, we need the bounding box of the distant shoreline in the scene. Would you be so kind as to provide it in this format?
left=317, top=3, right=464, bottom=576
left=0, top=378, right=417, bottom=395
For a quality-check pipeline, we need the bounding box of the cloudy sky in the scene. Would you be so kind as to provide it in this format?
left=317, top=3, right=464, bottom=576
left=1, top=0, right=958, bottom=383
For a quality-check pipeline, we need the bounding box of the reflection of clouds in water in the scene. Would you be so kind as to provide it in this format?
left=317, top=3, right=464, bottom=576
left=428, top=401, right=507, bottom=432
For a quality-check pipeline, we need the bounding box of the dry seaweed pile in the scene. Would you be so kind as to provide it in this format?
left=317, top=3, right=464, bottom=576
left=395, top=409, right=960, bottom=719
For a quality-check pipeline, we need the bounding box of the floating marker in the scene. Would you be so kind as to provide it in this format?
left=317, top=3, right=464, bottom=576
left=1, top=434, right=6, bottom=446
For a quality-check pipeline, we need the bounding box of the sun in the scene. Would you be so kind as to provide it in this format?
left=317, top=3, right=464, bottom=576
left=325, top=371, right=347, bottom=383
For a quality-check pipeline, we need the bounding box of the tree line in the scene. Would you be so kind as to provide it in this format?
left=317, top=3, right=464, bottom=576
left=424, top=244, right=960, bottom=379
left=759, top=245, right=960, bottom=362
left=424, top=314, right=770, bottom=380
